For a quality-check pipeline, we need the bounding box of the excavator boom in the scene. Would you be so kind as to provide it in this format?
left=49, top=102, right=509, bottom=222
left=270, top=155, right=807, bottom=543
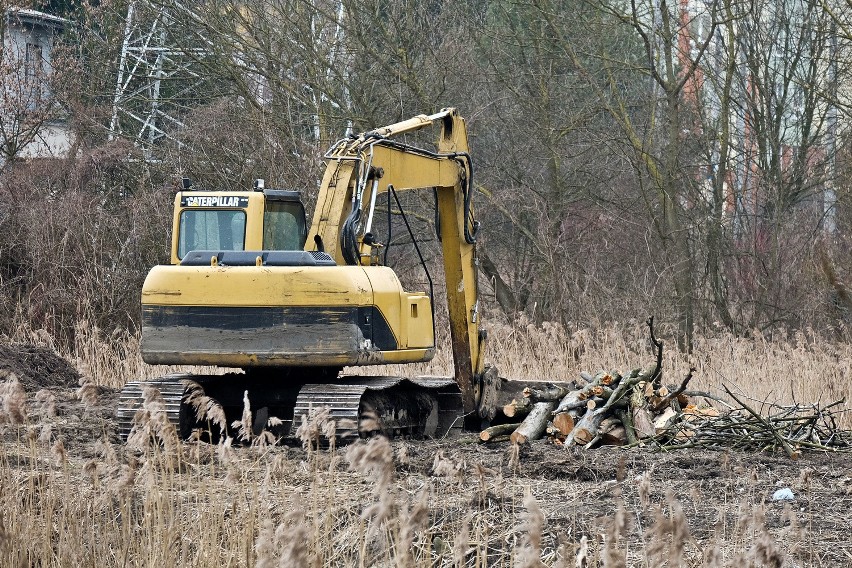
left=308, top=108, right=484, bottom=413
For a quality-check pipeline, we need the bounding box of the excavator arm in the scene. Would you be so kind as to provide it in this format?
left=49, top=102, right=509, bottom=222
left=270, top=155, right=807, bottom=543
left=307, top=108, right=485, bottom=414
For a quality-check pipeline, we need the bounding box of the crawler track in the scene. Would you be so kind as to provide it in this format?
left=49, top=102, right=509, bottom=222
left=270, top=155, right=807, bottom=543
left=116, top=374, right=194, bottom=440
left=293, top=376, right=462, bottom=439
left=116, top=374, right=463, bottom=442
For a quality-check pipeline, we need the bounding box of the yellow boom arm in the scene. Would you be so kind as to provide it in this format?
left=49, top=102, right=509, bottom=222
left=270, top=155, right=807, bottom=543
left=307, top=108, right=485, bottom=414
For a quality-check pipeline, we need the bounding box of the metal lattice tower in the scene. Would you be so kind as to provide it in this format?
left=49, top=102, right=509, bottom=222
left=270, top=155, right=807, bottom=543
left=109, top=1, right=208, bottom=147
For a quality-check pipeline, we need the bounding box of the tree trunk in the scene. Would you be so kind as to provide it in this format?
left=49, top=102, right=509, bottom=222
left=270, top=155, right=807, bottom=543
left=480, top=252, right=519, bottom=317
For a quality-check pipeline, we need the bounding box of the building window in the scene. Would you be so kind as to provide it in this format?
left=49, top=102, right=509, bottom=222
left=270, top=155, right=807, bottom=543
left=25, top=43, right=43, bottom=79
left=24, top=42, right=44, bottom=103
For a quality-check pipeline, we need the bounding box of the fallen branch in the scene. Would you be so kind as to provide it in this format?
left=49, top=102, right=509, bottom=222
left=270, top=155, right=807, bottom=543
left=682, top=390, right=734, bottom=408
left=651, top=367, right=696, bottom=413
left=647, top=316, right=663, bottom=388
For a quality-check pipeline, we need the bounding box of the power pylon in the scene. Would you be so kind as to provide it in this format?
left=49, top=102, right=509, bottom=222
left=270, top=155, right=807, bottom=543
left=109, top=1, right=208, bottom=148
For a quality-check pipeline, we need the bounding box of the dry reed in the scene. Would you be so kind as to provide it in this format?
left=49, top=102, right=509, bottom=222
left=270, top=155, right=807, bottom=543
left=0, top=373, right=27, bottom=424
left=0, top=318, right=847, bottom=566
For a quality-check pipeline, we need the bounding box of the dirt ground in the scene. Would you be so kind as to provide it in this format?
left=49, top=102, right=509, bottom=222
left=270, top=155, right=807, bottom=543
left=0, top=343, right=81, bottom=391
left=3, top=343, right=852, bottom=566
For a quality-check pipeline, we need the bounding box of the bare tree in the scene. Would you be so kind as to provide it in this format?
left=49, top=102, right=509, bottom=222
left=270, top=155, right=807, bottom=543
left=698, top=0, right=850, bottom=332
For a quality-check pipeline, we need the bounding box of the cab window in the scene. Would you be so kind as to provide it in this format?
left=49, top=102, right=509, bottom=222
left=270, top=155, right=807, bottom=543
left=263, top=201, right=306, bottom=250
left=178, top=209, right=246, bottom=259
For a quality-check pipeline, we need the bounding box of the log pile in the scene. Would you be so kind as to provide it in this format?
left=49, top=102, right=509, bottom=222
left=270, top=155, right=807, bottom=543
left=479, top=371, right=852, bottom=456
left=482, top=363, right=700, bottom=449
left=478, top=318, right=852, bottom=456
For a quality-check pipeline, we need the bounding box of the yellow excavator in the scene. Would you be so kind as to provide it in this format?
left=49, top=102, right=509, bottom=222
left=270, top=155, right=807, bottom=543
left=117, top=108, right=493, bottom=440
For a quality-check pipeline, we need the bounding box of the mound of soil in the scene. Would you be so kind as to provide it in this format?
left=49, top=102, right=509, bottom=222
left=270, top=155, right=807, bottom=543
left=0, top=342, right=81, bottom=392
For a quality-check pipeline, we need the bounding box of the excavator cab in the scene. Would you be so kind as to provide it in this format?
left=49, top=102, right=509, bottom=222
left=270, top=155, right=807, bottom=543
left=171, top=186, right=308, bottom=264
left=143, top=179, right=436, bottom=370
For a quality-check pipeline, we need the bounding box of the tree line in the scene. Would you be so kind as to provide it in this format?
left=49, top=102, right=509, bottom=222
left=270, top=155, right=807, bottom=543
left=3, top=0, right=852, bottom=349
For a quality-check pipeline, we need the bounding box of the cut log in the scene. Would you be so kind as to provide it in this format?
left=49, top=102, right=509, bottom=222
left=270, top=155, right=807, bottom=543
left=632, top=407, right=655, bottom=438
left=503, top=397, right=532, bottom=419
left=600, top=426, right=627, bottom=446
left=552, top=412, right=575, bottom=436
left=598, top=369, right=644, bottom=412
left=616, top=408, right=637, bottom=445
left=587, top=385, right=614, bottom=400
left=653, top=407, right=678, bottom=433
left=545, top=423, right=562, bottom=438
left=523, top=384, right=571, bottom=402
left=598, top=416, right=622, bottom=434
left=568, top=406, right=585, bottom=419
left=554, top=389, right=584, bottom=414
left=599, top=372, right=618, bottom=386
left=555, top=374, right=611, bottom=412
left=510, top=401, right=557, bottom=444
left=569, top=408, right=609, bottom=445
left=630, top=384, right=655, bottom=439
left=485, top=378, right=578, bottom=413
left=577, top=387, right=596, bottom=402
left=479, top=422, right=522, bottom=442
left=579, top=416, right=623, bottom=447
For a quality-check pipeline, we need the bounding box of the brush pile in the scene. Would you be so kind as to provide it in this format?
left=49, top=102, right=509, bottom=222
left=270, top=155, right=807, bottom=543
left=649, top=387, right=852, bottom=457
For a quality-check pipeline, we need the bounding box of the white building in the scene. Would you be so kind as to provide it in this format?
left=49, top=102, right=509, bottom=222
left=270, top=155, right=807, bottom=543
left=1, top=7, right=72, bottom=167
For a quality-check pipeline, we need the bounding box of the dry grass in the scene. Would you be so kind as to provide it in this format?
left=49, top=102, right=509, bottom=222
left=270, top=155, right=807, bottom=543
left=9, top=316, right=852, bottom=426
left=0, top=425, right=833, bottom=567
left=0, top=317, right=850, bottom=566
